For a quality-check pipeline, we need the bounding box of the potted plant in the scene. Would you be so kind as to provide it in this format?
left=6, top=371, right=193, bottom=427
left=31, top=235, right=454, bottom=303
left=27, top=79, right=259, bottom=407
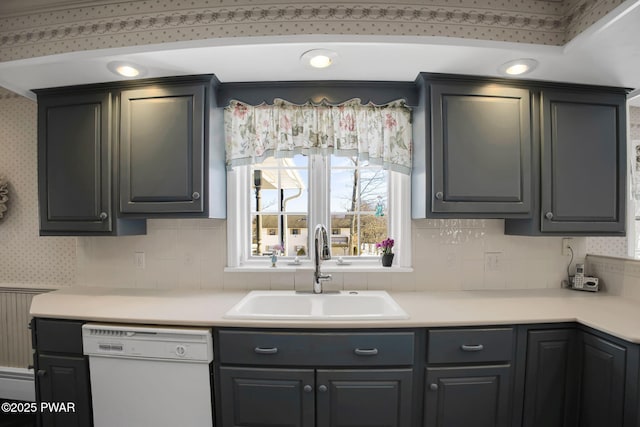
left=376, top=237, right=395, bottom=267
left=270, top=244, right=284, bottom=267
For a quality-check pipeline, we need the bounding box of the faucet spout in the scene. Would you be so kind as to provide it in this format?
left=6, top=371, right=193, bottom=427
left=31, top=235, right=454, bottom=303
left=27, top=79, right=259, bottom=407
left=313, top=224, right=332, bottom=294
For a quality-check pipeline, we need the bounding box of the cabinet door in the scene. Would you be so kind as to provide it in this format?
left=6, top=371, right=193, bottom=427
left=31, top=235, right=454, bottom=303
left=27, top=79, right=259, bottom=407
left=120, top=84, right=205, bottom=214
left=316, top=369, right=413, bottom=427
left=522, top=329, right=578, bottom=427
left=424, top=365, right=511, bottom=427
left=219, top=366, right=314, bottom=427
left=578, top=332, right=626, bottom=427
left=430, top=83, right=532, bottom=216
left=37, top=354, right=92, bottom=427
left=38, top=92, right=112, bottom=233
left=540, top=90, right=626, bottom=234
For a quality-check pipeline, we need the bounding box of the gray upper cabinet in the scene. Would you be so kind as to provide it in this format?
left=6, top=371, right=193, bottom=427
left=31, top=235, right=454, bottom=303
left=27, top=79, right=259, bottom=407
left=505, top=86, right=627, bottom=236
left=37, top=90, right=145, bottom=235
left=119, top=82, right=207, bottom=215
left=539, top=89, right=626, bottom=234
left=36, top=74, right=223, bottom=235
left=413, top=74, right=533, bottom=218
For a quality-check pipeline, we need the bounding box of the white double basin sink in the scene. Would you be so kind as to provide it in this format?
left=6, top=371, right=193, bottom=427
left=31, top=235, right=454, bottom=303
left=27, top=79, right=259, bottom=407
left=224, top=290, right=409, bottom=320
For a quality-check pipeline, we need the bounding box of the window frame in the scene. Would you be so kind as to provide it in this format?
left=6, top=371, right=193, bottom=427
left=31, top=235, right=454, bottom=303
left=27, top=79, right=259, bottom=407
left=226, top=154, right=412, bottom=271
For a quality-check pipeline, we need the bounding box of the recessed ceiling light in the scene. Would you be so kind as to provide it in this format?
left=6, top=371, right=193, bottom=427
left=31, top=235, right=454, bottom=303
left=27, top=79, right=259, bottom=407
left=498, top=58, right=539, bottom=76
left=107, top=61, right=147, bottom=78
left=300, top=49, right=339, bottom=69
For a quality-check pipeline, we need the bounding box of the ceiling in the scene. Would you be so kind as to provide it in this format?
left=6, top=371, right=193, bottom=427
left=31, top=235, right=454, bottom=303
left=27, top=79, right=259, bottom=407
left=1, top=1, right=640, bottom=102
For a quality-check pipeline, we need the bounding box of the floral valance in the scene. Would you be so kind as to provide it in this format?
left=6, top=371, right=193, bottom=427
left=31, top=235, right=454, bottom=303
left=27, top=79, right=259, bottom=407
left=224, top=98, right=412, bottom=174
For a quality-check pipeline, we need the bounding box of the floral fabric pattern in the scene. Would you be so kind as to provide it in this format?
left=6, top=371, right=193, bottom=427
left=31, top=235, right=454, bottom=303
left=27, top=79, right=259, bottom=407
left=224, top=98, right=412, bottom=174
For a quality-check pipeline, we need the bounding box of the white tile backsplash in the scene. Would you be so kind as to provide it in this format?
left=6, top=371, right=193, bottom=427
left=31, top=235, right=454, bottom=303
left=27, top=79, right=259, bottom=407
left=75, top=218, right=586, bottom=292
left=586, top=255, right=640, bottom=299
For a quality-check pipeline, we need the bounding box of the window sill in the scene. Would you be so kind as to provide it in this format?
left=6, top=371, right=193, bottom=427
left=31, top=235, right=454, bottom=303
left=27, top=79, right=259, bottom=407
left=224, top=264, right=413, bottom=273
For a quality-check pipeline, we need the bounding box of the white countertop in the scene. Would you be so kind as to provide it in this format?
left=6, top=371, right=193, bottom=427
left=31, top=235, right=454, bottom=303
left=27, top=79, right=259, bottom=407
left=29, top=287, right=640, bottom=343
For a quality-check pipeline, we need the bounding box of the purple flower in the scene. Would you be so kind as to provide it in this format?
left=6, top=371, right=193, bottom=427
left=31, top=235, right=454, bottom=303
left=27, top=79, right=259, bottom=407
left=376, top=237, right=394, bottom=255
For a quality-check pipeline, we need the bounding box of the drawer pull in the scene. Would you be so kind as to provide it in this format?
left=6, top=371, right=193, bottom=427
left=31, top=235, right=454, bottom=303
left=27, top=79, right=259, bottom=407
left=254, top=347, right=278, bottom=355
left=303, top=385, right=313, bottom=393
left=318, top=385, right=328, bottom=393
left=354, top=348, right=379, bottom=356
left=460, top=344, right=484, bottom=352
left=429, top=383, right=438, bottom=391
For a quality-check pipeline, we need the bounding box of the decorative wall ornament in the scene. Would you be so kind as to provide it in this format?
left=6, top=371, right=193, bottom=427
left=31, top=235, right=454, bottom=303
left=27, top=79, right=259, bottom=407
left=0, top=0, right=626, bottom=62
left=0, top=176, right=8, bottom=220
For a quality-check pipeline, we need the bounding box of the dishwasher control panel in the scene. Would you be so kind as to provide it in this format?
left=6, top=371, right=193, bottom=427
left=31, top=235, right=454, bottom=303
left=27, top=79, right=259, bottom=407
left=82, top=324, right=213, bottom=363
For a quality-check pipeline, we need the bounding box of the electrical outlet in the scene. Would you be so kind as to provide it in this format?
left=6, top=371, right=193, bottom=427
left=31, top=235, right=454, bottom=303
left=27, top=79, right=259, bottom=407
left=134, top=252, right=145, bottom=269
left=484, top=252, right=502, bottom=272
left=562, top=238, right=573, bottom=256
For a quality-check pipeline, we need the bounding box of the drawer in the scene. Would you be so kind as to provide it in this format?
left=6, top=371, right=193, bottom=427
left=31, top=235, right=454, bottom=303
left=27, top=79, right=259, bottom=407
left=427, top=328, right=513, bottom=364
left=218, top=330, right=415, bottom=366
left=35, top=318, right=84, bottom=354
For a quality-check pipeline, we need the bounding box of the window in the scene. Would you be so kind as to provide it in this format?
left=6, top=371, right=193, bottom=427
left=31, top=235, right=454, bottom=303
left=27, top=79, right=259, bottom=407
left=224, top=98, right=412, bottom=269
left=330, top=156, right=387, bottom=256
left=228, top=153, right=411, bottom=268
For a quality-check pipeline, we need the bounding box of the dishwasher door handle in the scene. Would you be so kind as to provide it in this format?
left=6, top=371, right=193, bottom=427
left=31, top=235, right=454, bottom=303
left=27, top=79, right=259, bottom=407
left=254, top=347, right=279, bottom=355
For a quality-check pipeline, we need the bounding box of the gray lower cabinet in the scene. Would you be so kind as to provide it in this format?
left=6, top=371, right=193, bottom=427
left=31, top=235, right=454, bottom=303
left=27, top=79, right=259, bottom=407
left=119, top=82, right=208, bottom=215
left=219, top=367, right=315, bottom=427
left=424, top=365, right=511, bottom=427
left=417, top=75, right=532, bottom=217
left=578, top=331, right=628, bottom=427
left=423, top=327, right=515, bottom=427
left=219, top=367, right=413, bottom=427
left=520, top=328, right=579, bottom=427
left=216, top=329, right=416, bottom=427
left=32, top=318, right=92, bottom=427
left=316, top=369, right=414, bottom=427
left=516, top=326, right=640, bottom=427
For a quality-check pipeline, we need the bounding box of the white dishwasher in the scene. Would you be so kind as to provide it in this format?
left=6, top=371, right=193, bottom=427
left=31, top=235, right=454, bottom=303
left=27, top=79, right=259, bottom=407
left=82, top=323, right=214, bottom=427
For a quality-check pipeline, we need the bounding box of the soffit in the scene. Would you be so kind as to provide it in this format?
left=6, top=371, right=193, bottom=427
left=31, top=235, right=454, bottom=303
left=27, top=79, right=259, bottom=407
left=0, top=0, right=626, bottom=63
left=0, top=0, right=638, bottom=98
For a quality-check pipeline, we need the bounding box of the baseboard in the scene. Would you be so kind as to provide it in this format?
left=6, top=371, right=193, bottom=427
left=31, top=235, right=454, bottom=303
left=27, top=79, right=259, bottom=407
left=0, top=367, right=35, bottom=401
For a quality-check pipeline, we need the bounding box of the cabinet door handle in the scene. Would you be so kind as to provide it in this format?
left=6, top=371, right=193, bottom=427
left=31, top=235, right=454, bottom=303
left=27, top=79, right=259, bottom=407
left=254, top=347, right=278, bottom=355
left=192, top=192, right=201, bottom=200
left=303, top=385, right=313, bottom=393
left=354, top=348, right=379, bottom=356
left=37, top=369, right=46, bottom=378
left=99, top=212, right=108, bottom=221
left=429, top=383, right=438, bottom=391
left=318, top=385, right=328, bottom=393
left=435, top=191, right=444, bottom=200
left=545, top=211, right=554, bottom=220
left=460, top=344, right=484, bottom=352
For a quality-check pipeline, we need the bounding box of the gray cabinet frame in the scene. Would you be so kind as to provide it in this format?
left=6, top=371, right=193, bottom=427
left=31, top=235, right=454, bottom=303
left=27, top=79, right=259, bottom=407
left=539, top=89, right=626, bottom=234
left=215, top=328, right=420, bottom=427
left=37, top=91, right=113, bottom=233
left=413, top=73, right=534, bottom=219
left=36, top=90, right=146, bottom=236
left=429, top=82, right=532, bottom=216
left=119, top=83, right=206, bottom=215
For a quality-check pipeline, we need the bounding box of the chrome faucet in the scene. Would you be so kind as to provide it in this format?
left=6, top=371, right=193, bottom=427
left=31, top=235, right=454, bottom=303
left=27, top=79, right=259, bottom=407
left=313, top=224, right=332, bottom=294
